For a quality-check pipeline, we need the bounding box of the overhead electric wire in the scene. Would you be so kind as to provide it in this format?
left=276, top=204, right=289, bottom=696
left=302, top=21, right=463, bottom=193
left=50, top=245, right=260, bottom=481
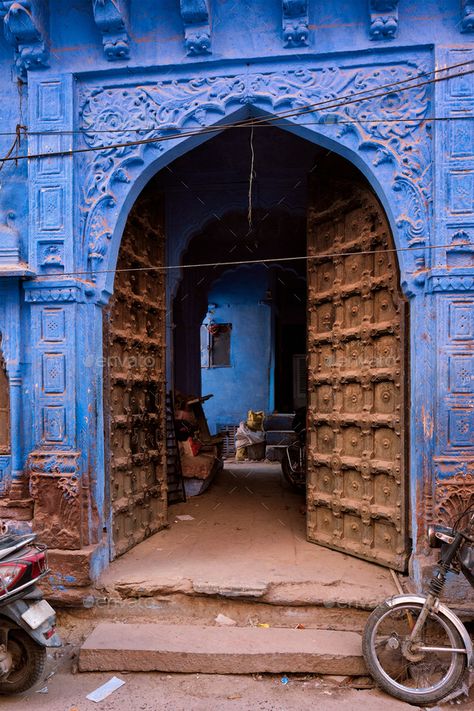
left=1, top=59, right=471, bottom=283
left=0, top=61, right=472, bottom=165
left=0, top=57, right=471, bottom=137
left=0, top=114, right=469, bottom=139
left=33, top=241, right=467, bottom=280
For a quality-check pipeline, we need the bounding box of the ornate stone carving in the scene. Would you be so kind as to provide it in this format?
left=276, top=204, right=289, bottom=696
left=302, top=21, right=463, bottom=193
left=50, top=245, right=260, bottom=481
left=434, top=461, right=474, bottom=526
left=369, top=0, right=399, bottom=40
left=179, top=0, right=211, bottom=55
left=392, top=177, right=427, bottom=247
left=282, top=0, right=309, bottom=47
left=0, top=1, right=49, bottom=76
left=428, top=274, right=474, bottom=292
left=0, top=210, right=20, bottom=265
left=462, top=1, right=474, bottom=32
left=78, top=61, right=431, bottom=285
left=92, top=0, right=130, bottom=60
left=28, top=451, right=82, bottom=549
left=24, top=284, right=86, bottom=303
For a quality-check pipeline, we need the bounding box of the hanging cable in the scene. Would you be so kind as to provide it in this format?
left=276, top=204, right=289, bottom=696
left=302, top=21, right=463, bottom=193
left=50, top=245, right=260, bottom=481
left=0, top=57, right=469, bottom=137
left=247, top=126, right=255, bottom=234
left=0, top=63, right=472, bottom=164
left=31, top=241, right=468, bottom=280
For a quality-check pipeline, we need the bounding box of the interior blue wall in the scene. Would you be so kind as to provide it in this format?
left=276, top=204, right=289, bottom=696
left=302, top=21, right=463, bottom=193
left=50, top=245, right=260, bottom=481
left=201, top=265, right=272, bottom=434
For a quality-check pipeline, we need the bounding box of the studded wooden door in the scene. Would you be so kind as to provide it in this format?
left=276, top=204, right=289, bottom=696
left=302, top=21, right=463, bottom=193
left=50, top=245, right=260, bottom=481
left=105, top=188, right=167, bottom=559
left=306, top=163, right=409, bottom=571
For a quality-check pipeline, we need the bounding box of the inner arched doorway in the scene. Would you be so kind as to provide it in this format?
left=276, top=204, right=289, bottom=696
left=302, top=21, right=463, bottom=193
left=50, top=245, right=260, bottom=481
left=105, top=125, right=409, bottom=571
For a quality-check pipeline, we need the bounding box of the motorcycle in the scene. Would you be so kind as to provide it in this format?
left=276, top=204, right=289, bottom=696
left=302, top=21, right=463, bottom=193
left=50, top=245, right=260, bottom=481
left=0, top=533, right=60, bottom=694
left=281, top=407, right=306, bottom=492
left=362, top=505, right=474, bottom=706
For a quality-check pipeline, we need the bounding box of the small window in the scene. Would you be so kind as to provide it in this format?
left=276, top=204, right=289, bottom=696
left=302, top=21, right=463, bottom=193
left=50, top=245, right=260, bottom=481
left=201, top=323, right=232, bottom=368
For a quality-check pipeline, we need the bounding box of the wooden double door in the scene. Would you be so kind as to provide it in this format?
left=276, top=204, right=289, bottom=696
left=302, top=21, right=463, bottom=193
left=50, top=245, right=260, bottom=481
left=104, top=159, right=409, bottom=570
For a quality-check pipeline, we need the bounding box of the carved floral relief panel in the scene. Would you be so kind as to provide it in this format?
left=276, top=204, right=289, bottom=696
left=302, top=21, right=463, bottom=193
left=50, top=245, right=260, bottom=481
left=76, top=54, right=432, bottom=298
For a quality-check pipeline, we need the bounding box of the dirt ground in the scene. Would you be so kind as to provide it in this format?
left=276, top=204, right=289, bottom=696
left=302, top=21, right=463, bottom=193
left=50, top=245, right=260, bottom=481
left=98, top=463, right=399, bottom=608
left=2, top=667, right=432, bottom=711
left=3, top=617, right=474, bottom=711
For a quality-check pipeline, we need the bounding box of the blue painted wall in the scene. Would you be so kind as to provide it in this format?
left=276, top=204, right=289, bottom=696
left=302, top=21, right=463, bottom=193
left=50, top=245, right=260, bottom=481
left=201, top=265, right=273, bottom=434
left=0, top=0, right=471, bottom=591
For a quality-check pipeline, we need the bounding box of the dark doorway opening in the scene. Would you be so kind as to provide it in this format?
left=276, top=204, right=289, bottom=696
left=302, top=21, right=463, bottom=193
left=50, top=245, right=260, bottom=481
left=156, top=124, right=317, bottom=429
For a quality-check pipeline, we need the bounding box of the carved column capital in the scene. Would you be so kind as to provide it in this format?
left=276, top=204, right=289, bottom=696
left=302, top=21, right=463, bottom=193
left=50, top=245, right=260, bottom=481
left=462, top=0, right=474, bottom=32
left=282, top=0, right=309, bottom=47
left=0, top=1, right=49, bottom=76
left=92, top=0, right=130, bottom=60
left=369, top=0, right=399, bottom=40
left=179, top=0, right=211, bottom=55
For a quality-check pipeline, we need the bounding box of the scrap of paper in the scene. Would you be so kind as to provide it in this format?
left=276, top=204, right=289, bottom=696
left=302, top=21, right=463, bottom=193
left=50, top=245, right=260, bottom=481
left=86, top=676, right=125, bottom=702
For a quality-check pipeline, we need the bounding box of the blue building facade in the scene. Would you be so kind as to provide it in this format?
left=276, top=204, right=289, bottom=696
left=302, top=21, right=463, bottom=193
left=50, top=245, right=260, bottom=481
left=0, top=0, right=473, bottom=595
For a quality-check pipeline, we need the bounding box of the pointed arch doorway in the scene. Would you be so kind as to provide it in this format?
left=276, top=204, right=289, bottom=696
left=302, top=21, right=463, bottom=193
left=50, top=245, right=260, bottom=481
left=104, top=129, right=410, bottom=572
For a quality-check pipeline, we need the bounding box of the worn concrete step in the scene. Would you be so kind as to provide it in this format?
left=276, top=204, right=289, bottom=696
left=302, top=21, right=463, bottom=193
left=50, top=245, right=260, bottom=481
left=79, top=623, right=366, bottom=675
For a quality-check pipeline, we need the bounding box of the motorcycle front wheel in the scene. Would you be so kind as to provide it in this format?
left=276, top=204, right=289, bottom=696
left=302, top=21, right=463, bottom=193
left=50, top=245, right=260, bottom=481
left=362, top=600, right=467, bottom=706
left=0, top=627, right=46, bottom=694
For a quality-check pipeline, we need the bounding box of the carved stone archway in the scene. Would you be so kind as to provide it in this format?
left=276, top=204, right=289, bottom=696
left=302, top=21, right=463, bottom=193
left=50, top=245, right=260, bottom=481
left=76, top=53, right=432, bottom=300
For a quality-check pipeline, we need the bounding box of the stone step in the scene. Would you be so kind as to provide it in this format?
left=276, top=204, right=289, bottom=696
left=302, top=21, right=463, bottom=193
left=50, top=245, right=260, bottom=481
left=79, top=623, right=366, bottom=675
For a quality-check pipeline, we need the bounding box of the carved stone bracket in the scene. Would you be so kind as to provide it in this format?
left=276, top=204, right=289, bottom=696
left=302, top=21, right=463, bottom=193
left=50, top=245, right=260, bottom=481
left=179, top=0, right=211, bottom=55
left=0, top=1, right=49, bottom=76
left=434, top=460, right=474, bottom=526
left=369, top=0, right=399, bottom=40
left=462, top=0, right=474, bottom=32
left=28, top=450, right=83, bottom=549
left=92, top=0, right=130, bottom=60
left=282, top=0, right=309, bottom=47
left=77, top=60, right=432, bottom=294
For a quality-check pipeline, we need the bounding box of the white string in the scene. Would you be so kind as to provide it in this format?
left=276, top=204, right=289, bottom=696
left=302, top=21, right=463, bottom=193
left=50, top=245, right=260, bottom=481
left=248, top=126, right=255, bottom=233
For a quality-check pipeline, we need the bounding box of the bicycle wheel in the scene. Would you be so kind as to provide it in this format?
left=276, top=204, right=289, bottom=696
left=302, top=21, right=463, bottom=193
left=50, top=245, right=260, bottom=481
left=362, top=600, right=467, bottom=705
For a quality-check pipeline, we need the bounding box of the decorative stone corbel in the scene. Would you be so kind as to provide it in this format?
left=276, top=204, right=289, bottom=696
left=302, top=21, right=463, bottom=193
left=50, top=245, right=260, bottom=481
left=179, top=0, right=211, bottom=55
left=369, top=0, right=399, bottom=40
left=282, top=0, right=309, bottom=47
left=0, top=1, right=49, bottom=77
left=461, top=1, right=474, bottom=32
left=92, top=0, right=130, bottom=60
